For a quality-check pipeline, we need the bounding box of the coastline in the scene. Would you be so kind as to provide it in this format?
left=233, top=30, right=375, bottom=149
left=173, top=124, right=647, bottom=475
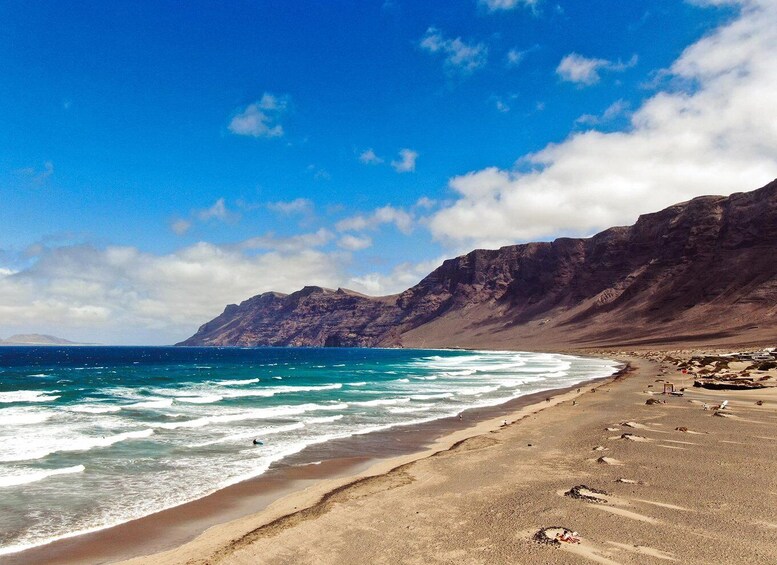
left=2, top=354, right=622, bottom=565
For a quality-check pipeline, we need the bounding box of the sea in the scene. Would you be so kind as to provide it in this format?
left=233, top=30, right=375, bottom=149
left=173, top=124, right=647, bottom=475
left=0, top=346, right=618, bottom=556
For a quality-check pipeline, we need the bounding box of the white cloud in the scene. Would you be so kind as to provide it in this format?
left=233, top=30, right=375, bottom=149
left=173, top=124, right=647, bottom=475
left=17, top=161, right=54, bottom=187
left=479, top=0, right=539, bottom=12
left=170, top=219, right=192, bottom=235
left=495, top=99, right=510, bottom=113
left=391, top=148, right=418, bottom=173
left=197, top=198, right=231, bottom=221
left=336, top=205, right=414, bottom=235
left=506, top=48, right=527, bottom=67
left=236, top=228, right=334, bottom=253
left=420, top=27, right=488, bottom=75
left=359, top=148, right=384, bottom=165
left=575, top=99, right=630, bottom=126
left=228, top=93, right=288, bottom=138
left=430, top=0, right=777, bottom=249
left=414, top=196, right=437, bottom=210
left=337, top=234, right=373, bottom=251
left=267, top=198, right=314, bottom=215
left=0, top=240, right=349, bottom=345
left=347, top=257, right=447, bottom=296
left=556, top=53, right=637, bottom=86
left=170, top=198, right=237, bottom=235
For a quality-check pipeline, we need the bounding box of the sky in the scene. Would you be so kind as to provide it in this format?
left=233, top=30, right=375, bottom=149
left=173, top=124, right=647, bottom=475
left=1, top=0, right=776, bottom=345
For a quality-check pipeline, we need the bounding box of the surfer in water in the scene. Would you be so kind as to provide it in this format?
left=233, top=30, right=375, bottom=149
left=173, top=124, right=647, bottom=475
left=253, top=439, right=263, bottom=446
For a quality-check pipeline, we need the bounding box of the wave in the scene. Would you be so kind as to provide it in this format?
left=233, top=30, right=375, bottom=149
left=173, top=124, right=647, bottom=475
left=215, top=378, right=260, bottom=386
left=0, top=429, right=155, bottom=463
left=351, top=398, right=410, bottom=407
left=387, top=404, right=435, bottom=414
left=221, top=383, right=342, bottom=398
left=457, top=385, right=500, bottom=396
left=27, top=373, right=52, bottom=378
left=154, top=402, right=349, bottom=430
left=347, top=382, right=367, bottom=386
left=0, top=411, right=52, bottom=425
left=304, top=414, right=344, bottom=424
left=67, top=405, right=122, bottom=414
left=175, top=395, right=223, bottom=404
left=187, top=422, right=306, bottom=448
left=0, top=390, right=60, bottom=403
left=0, top=465, right=85, bottom=488
left=410, top=393, right=453, bottom=400
left=125, top=398, right=174, bottom=409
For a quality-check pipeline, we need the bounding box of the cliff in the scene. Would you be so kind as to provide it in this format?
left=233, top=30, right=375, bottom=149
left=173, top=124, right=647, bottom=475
left=179, top=180, right=777, bottom=349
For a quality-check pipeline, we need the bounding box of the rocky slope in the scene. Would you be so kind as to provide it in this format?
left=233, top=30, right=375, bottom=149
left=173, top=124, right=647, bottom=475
left=179, top=180, right=777, bottom=349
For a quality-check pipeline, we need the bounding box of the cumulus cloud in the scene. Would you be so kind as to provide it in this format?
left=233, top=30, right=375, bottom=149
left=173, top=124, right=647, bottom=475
left=236, top=228, right=334, bottom=253
left=267, top=198, right=314, bottom=215
left=170, top=219, right=192, bottom=235
left=0, top=240, right=349, bottom=344
left=228, top=93, right=288, bottom=138
left=337, top=234, right=373, bottom=251
left=479, top=0, right=539, bottom=12
left=420, top=27, right=488, bottom=75
left=556, top=53, right=637, bottom=85
left=506, top=48, right=527, bottom=67
left=171, top=198, right=238, bottom=235
left=347, top=257, right=447, bottom=296
left=17, top=161, right=54, bottom=187
left=575, top=99, right=631, bottom=126
left=197, top=198, right=232, bottom=221
left=336, top=205, right=414, bottom=235
left=391, top=148, right=418, bottom=173
left=430, top=0, right=777, bottom=249
left=359, top=148, right=384, bottom=165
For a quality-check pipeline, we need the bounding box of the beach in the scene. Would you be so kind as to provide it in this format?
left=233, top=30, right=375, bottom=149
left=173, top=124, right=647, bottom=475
left=8, top=349, right=777, bottom=564
left=106, top=350, right=776, bottom=564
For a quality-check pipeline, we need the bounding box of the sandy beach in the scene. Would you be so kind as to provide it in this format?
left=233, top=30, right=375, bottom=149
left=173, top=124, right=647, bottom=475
left=84, top=350, right=774, bottom=565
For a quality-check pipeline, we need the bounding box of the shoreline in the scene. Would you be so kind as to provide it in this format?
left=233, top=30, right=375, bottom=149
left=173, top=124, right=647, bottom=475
left=116, top=348, right=777, bottom=565
left=2, top=355, right=622, bottom=565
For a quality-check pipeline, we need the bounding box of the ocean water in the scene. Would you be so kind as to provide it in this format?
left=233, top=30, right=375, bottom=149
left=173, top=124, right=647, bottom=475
left=0, top=346, right=618, bottom=556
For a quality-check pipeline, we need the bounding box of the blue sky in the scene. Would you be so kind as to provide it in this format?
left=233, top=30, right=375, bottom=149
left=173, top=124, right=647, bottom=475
left=1, top=0, right=775, bottom=344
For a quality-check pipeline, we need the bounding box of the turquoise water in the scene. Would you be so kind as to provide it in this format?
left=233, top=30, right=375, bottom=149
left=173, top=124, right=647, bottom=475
left=0, top=346, right=618, bottom=555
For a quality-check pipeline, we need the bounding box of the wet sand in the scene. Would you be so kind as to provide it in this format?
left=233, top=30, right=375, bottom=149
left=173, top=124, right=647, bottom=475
left=118, top=353, right=777, bottom=565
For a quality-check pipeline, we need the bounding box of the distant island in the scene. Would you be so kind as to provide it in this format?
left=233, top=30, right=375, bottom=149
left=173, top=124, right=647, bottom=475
left=0, top=334, right=93, bottom=346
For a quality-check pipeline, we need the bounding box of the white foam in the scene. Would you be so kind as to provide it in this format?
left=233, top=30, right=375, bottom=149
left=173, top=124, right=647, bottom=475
left=187, top=422, right=306, bottom=448
left=175, top=395, right=223, bottom=404
left=457, top=385, right=500, bottom=396
left=216, top=378, right=260, bottom=386
left=347, top=381, right=367, bottom=386
left=0, top=391, right=60, bottom=403
left=352, top=398, right=410, bottom=407
left=0, top=464, right=85, bottom=488
left=410, top=393, right=453, bottom=400
left=0, top=428, right=155, bottom=463
left=126, top=398, right=174, bottom=409
left=304, top=415, right=344, bottom=424
left=67, top=405, right=122, bottom=414
left=221, top=383, right=342, bottom=398
left=154, top=402, right=349, bottom=430
left=0, top=410, right=52, bottom=425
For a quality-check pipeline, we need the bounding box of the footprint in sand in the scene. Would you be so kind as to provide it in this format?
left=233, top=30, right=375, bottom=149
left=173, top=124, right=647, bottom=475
left=617, top=433, right=652, bottom=442
left=615, top=478, right=643, bottom=484
left=596, top=456, right=623, bottom=465
left=606, top=541, right=678, bottom=561
left=564, top=485, right=609, bottom=503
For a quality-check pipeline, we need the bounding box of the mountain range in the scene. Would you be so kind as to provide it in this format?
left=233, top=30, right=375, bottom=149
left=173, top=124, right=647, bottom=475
left=179, top=180, right=777, bottom=350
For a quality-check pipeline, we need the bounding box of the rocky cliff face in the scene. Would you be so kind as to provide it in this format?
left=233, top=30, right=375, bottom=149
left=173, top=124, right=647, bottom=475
left=179, top=180, right=777, bottom=349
